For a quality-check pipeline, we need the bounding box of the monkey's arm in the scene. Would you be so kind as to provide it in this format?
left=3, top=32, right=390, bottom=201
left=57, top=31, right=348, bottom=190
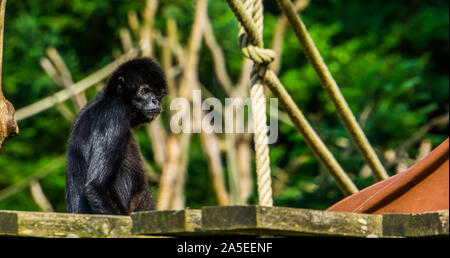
left=84, top=105, right=129, bottom=214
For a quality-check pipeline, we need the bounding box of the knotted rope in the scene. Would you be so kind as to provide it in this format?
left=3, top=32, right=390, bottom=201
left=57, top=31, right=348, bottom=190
left=237, top=0, right=274, bottom=206
left=226, top=0, right=359, bottom=196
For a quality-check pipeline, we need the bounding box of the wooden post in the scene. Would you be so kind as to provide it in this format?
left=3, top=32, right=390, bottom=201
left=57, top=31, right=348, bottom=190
left=0, top=0, right=18, bottom=147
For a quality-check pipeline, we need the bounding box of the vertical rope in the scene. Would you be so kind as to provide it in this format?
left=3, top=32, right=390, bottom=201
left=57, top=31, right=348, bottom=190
left=238, top=0, right=273, bottom=206
left=225, top=0, right=358, bottom=195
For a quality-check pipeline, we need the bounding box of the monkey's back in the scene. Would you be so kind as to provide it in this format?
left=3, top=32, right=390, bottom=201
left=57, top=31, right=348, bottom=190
left=65, top=99, right=100, bottom=214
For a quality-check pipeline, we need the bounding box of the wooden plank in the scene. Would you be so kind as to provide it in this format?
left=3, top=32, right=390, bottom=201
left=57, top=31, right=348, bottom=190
left=202, top=205, right=383, bottom=237
left=1, top=208, right=447, bottom=238
left=131, top=209, right=202, bottom=236
left=382, top=210, right=449, bottom=237
left=0, top=210, right=132, bottom=238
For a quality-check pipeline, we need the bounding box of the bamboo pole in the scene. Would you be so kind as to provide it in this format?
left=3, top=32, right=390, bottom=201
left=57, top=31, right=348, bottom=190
left=46, top=47, right=87, bottom=109
left=157, top=0, right=208, bottom=210
left=29, top=180, right=54, bottom=212
left=0, top=156, right=66, bottom=201
left=203, top=15, right=234, bottom=97
left=200, top=132, right=230, bottom=205
left=14, top=50, right=138, bottom=121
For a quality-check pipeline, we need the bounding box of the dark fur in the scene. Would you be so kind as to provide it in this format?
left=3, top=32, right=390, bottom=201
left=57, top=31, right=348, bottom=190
left=66, top=58, right=167, bottom=215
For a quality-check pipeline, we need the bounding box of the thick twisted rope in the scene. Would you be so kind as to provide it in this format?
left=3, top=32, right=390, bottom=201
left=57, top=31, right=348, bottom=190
left=226, top=0, right=359, bottom=195
left=238, top=0, right=273, bottom=206
left=276, top=0, right=388, bottom=181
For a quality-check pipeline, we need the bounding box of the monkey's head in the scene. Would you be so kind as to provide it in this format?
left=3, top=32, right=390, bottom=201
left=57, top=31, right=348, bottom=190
left=106, top=58, right=168, bottom=126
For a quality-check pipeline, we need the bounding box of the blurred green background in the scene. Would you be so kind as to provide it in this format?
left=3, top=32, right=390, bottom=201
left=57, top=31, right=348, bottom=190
left=0, top=0, right=448, bottom=212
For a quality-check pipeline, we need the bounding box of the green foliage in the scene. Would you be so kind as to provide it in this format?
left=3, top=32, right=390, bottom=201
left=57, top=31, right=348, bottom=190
left=0, top=0, right=448, bottom=212
left=271, top=0, right=448, bottom=208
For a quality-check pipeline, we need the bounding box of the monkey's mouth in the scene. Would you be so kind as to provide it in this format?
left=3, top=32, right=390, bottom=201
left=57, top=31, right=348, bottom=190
left=143, top=109, right=161, bottom=119
left=138, top=102, right=161, bottom=118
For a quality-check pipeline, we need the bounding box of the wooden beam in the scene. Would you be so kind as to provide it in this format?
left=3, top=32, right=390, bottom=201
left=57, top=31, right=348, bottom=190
left=0, top=207, right=448, bottom=238
left=202, top=205, right=383, bottom=237
left=383, top=210, right=449, bottom=237
left=0, top=210, right=132, bottom=238
left=201, top=206, right=449, bottom=238
left=131, top=209, right=202, bottom=236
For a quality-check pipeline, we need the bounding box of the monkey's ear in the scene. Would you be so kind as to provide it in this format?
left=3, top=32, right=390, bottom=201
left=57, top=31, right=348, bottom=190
left=117, top=84, right=123, bottom=96
left=115, top=77, right=125, bottom=96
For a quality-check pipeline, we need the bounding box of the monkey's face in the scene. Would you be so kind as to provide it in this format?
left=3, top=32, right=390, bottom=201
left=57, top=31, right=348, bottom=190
left=106, top=58, right=168, bottom=125
left=131, top=83, right=164, bottom=121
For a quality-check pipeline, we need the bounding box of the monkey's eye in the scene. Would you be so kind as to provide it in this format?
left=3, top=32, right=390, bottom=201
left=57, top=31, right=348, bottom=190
left=139, top=84, right=151, bottom=95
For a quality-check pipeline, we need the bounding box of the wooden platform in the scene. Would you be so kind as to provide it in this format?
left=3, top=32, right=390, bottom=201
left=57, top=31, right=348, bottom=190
left=131, top=209, right=202, bottom=236
left=0, top=210, right=132, bottom=238
left=0, top=206, right=448, bottom=238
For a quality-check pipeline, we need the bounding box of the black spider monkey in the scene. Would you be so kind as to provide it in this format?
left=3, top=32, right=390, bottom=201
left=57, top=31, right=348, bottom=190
left=66, top=58, right=167, bottom=215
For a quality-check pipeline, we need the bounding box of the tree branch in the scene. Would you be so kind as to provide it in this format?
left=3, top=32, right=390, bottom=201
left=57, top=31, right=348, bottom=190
left=14, top=50, right=138, bottom=121
left=203, top=14, right=234, bottom=97
left=0, top=0, right=18, bottom=147
left=0, top=156, right=65, bottom=201
left=29, top=179, right=54, bottom=212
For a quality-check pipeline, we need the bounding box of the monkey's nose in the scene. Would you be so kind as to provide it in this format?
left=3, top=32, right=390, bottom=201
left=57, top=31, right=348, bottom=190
left=146, top=98, right=161, bottom=114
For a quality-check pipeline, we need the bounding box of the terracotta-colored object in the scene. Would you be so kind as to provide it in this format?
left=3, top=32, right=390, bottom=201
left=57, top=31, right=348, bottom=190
left=327, top=138, right=449, bottom=214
